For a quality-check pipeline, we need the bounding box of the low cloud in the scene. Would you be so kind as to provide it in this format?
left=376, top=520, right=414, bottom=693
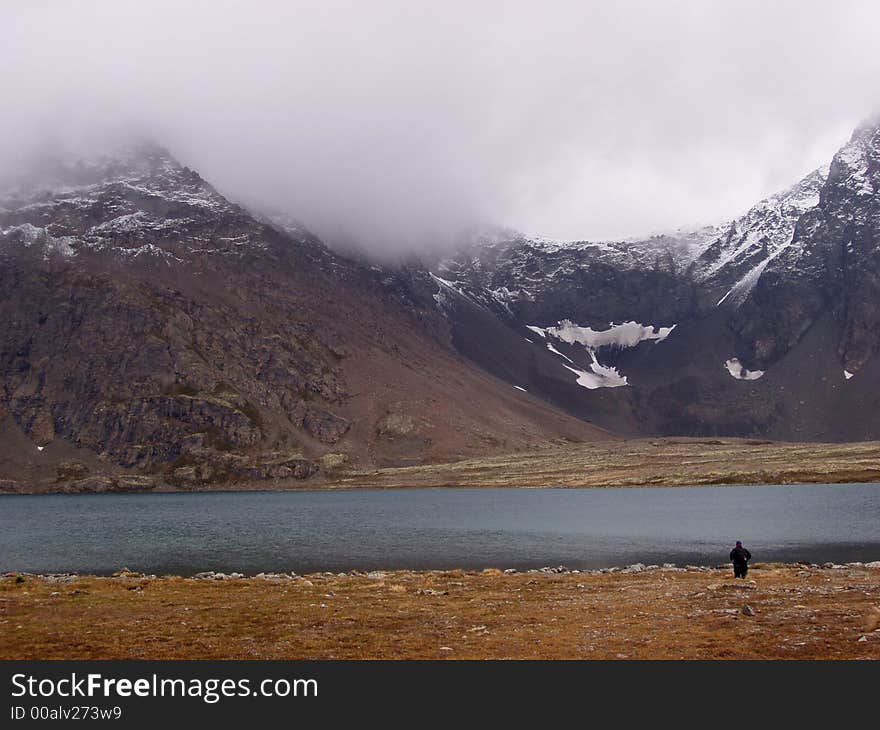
left=3, top=1, right=879, bottom=257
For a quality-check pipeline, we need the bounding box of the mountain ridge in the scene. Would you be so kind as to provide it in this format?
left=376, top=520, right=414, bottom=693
left=427, top=117, right=880, bottom=440
left=3, top=118, right=880, bottom=493
left=0, top=145, right=609, bottom=493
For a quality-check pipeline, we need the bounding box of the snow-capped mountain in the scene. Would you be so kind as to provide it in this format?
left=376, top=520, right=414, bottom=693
left=688, top=164, right=828, bottom=309
left=735, top=119, right=880, bottom=371
left=0, top=142, right=326, bottom=265
left=3, top=117, right=880, bottom=493
left=0, top=144, right=605, bottom=492
left=427, top=118, right=880, bottom=440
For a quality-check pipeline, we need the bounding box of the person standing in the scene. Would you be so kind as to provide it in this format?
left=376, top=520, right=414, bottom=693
left=729, top=540, right=752, bottom=578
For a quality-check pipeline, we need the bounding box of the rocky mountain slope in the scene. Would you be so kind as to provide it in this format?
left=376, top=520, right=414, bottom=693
left=0, top=145, right=608, bottom=492
left=430, top=118, right=880, bottom=440
left=3, top=117, right=879, bottom=493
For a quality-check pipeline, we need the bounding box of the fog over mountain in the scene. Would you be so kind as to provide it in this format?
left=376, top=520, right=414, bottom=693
left=5, top=3, right=880, bottom=494
left=3, top=1, right=880, bottom=257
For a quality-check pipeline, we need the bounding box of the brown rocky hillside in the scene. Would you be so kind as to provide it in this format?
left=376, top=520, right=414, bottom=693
left=0, top=145, right=609, bottom=493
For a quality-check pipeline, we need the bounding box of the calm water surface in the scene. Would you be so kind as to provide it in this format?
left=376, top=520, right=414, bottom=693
left=1, top=484, right=879, bottom=574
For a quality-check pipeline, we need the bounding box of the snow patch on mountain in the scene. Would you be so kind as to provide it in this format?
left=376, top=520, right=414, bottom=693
left=91, top=211, right=151, bottom=233
left=543, top=320, right=676, bottom=349
left=115, top=243, right=184, bottom=264
left=526, top=325, right=547, bottom=339
left=725, top=358, right=764, bottom=381
left=526, top=319, right=672, bottom=389
left=546, top=342, right=574, bottom=363
left=715, top=239, right=794, bottom=310
left=560, top=349, right=628, bottom=390
left=0, top=223, right=76, bottom=259
left=430, top=273, right=469, bottom=309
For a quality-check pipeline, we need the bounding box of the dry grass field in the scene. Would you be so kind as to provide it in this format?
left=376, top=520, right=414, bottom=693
left=3, top=564, right=879, bottom=660
left=322, top=438, right=880, bottom=489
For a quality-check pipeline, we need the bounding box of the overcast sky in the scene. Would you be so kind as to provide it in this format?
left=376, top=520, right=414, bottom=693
left=3, top=1, right=880, bottom=255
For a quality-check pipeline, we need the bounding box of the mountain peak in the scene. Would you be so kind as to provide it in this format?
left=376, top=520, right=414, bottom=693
left=828, top=116, right=880, bottom=201
left=1, top=139, right=181, bottom=198
left=0, top=139, right=255, bottom=265
left=850, top=113, right=880, bottom=140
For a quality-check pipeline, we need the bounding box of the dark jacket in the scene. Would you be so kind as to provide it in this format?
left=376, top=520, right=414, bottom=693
left=729, top=546, right=752, bottom=565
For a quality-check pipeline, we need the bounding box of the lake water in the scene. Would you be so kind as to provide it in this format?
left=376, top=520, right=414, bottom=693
left=1, top=484, right=879, bottom=575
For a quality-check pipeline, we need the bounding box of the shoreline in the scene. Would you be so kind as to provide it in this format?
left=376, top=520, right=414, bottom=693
left=7, top=558, right=880, bottom=580
left=3, top=562, right=879, bottom=660
left=0, top=559, right=880, bottom=583
left=4, top=477, right=880, bottom=498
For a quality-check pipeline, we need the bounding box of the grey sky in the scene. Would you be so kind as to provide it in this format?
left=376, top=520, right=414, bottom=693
left=3, top=1, right=879, bottom=255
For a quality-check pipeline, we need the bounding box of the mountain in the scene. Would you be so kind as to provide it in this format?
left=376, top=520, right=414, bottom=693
left=430, top=118, right=880, bottom=441
left=0, top=144, right=608, bottom=492
left=4, top=118, right=880, bottom=493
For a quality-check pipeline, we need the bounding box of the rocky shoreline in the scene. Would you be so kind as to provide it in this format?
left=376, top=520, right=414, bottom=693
left=3, top=561, right=879, bottom=659
left=8, top=558, right=880, bottom=583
